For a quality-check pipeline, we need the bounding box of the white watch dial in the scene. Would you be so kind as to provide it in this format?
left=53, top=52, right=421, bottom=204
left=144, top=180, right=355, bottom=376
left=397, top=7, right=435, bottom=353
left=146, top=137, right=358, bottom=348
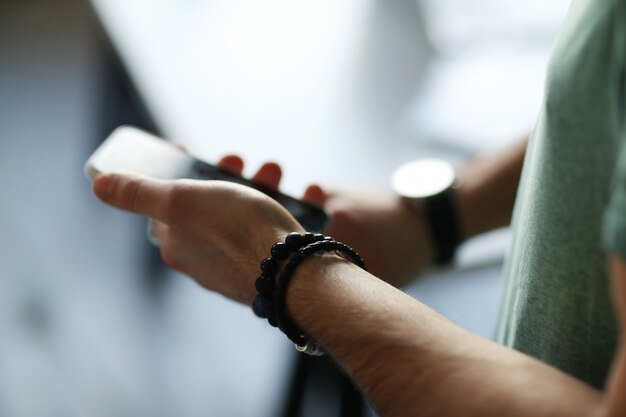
left=391, top=159, right=455, bottom=198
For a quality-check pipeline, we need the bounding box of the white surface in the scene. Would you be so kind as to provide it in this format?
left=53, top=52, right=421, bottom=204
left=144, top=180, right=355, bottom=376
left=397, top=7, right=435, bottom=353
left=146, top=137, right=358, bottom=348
left=419, top=0, right=570, bottom=56
left=407, top=49, right=551, bottom=151
left=410, top=0, right=571, bottom=151
left=90, top=0, right=430, bottom=193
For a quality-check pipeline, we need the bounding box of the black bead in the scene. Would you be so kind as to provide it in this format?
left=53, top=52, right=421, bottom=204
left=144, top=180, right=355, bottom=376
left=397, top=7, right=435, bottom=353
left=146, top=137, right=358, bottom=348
left=313, top=233, right=325, bottom=242
left=260, top=257, right=277, bottom=275
left=268, top=315, right=278, bottom=328
left=324, top=236, right=334, bottom=241
left=285, top=232, right=304, bottom=251
left=303, top=232, right=316, bottom=245
left=255, top=276, right=274, bottom=296
left=271, top=242, right=289, bottom=260
left=252, top=295, right=273, bottom=319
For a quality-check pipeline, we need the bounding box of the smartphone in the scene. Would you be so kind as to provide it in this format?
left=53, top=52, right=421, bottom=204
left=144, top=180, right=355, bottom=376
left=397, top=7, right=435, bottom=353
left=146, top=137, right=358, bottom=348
left=85, top=126, right=329, bottom=232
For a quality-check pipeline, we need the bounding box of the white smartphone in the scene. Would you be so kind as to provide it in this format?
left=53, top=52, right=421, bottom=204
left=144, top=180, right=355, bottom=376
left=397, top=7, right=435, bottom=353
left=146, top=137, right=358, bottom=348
left=85, top=126, right=329, bottom=232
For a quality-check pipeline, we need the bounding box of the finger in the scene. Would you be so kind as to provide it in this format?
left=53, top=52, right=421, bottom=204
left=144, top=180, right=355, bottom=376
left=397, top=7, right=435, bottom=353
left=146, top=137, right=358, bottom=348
left=93, top=173, right=171, bottom=221
left=218, top=155, right=244, bottom=175
left=251, top=162, right=282, bottom=189
left=303, top=184, right=327, bottom=206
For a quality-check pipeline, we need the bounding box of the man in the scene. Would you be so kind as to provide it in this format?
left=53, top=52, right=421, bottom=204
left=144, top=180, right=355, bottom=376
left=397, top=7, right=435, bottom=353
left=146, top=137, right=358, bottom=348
left=92, top=0, right=626, bottom=415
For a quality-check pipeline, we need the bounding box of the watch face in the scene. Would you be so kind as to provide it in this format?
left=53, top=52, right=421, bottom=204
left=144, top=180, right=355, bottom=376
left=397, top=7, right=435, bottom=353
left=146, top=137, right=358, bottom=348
left=391, top=159, right=455, bottom=198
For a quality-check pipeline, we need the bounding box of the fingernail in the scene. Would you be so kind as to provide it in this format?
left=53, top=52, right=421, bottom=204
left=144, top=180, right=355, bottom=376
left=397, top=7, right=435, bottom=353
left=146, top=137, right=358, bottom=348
left=264, top=162, right=281, bottom=174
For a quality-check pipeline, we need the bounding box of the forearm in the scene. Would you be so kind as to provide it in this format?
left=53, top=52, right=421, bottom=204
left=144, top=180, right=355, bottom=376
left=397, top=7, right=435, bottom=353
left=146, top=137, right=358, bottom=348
left=456, top=137, right=528, bottom=240
left=287, top=255, right=602, bottom=417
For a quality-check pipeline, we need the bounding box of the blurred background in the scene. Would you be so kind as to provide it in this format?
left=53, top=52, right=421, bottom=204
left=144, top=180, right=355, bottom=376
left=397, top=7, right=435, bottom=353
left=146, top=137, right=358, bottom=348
left=0, top=0, right=569, bottom=416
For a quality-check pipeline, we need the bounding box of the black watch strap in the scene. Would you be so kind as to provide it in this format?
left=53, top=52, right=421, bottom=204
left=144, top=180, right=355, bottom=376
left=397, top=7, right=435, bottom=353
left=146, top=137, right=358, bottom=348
left=422, top=188, right=461, bottom=265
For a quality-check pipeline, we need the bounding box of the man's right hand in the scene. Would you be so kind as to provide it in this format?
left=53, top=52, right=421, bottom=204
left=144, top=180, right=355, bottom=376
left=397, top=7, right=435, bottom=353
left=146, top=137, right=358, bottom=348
left=303, top=184, right=435, bottom=287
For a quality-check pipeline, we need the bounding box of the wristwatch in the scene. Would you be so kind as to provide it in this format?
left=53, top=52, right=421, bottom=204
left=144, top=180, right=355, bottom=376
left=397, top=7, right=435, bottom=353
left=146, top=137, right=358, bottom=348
left=391, top=159, right=461, bottom=265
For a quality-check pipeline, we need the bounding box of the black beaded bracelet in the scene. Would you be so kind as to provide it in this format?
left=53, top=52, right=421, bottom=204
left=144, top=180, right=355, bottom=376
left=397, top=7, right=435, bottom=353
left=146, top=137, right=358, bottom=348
left=252, top=232, right=324, bottom=326
left=252, top=233, right=367, bottom=356
left=276, top=239, right=367, bottom=355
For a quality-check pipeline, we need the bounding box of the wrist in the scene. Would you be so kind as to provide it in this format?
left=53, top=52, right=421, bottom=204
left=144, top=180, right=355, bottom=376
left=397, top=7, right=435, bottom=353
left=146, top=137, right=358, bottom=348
left=391, top=159, right=461, bottom=266
left=285, top=253, right=375, bottom=341
left=455, top=181, right=482, bottom=241
left=251, top=233, right=368, bottom=354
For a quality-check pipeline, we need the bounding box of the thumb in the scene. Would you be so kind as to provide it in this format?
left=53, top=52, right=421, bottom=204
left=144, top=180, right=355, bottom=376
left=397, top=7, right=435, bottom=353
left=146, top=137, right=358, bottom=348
left=93, top=172, right=172, bottom=221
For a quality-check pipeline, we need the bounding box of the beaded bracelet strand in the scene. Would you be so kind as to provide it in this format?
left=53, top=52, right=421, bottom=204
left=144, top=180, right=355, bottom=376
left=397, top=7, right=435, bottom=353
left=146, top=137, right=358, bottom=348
left=252, top=232, right=324, bottom=327
left=252, top=232, right=367, bottom=356
left=275, top=239, right=367, bottom=355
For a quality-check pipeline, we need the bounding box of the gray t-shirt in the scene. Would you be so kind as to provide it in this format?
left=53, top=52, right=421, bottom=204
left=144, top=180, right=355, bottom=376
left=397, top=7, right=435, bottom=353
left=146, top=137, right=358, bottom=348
left=496, top=0, right=626, bottom=389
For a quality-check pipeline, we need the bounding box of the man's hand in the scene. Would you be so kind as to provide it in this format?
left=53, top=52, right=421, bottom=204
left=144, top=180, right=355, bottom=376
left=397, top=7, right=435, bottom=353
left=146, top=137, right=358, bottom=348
left=92, top=156, right=303, bottom=304
left=201, top=154, right=435, bottom=288
left=303, top=185, right=434, bottom=287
